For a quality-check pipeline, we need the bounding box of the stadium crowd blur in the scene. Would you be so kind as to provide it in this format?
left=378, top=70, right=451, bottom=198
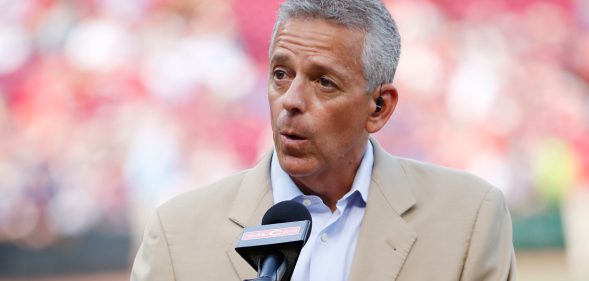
left=0, top=0, right=588, bottom=277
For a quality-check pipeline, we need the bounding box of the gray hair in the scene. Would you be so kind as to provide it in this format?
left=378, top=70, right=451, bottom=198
left=270, top=0, right=401, bottom=93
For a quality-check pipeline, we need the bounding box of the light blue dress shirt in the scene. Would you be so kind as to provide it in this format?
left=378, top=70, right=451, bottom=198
left=271, top=141, right=373, bottom=281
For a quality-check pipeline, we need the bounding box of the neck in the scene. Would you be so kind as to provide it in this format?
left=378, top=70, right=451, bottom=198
left=291, top=144, right=367, bottom=211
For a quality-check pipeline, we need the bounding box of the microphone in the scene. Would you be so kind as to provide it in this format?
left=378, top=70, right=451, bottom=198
left=235, top=200, right=312, bottom=281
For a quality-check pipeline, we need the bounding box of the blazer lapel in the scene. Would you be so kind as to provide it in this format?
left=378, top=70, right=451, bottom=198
left=224, top=140, right=417, bottom=281
left=348, top=139, right=418, bottom=281
left=226, top=151, right=275, bottom=280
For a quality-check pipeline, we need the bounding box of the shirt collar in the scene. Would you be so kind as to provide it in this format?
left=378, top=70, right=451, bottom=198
left=271, top=140, right=374, bottom=204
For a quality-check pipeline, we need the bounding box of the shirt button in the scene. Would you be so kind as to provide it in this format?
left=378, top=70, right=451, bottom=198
left=321, top=233, right=329, bottom=242
left=302, top=199, right=312, bottom=206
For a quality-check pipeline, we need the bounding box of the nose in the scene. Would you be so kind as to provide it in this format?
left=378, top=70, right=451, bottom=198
left=282, top=76, right=307, bottom=114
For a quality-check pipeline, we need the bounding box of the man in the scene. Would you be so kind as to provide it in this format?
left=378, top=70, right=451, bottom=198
left=131, top=0, right=516, bottom=280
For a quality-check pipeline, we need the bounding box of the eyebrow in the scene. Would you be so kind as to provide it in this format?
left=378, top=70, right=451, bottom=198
left=269, top=50, right=357, bottom=88
left=313, top=60, right=346, bottom=74
left=269, top=52, right=292, bottom=67
left=306, top=57, right=353, bottom=85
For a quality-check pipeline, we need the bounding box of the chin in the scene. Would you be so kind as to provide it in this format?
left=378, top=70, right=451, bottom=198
left=277, top=153, right=318, bottom=178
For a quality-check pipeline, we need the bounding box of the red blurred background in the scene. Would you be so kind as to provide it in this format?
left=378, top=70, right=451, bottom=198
left=0, top=0, right=588, bottom=280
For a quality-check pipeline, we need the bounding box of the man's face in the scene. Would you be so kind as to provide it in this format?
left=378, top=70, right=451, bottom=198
left=268, top=17, right=373, bottom=180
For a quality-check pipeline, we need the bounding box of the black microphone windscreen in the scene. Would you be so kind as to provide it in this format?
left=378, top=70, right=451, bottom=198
left=261, top=200, right=312, bottom=225
left=236, top=200, right=313, bottom=281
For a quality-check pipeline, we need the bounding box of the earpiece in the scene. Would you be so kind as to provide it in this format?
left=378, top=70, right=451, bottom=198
left=375, top=96, right=383, bottom=113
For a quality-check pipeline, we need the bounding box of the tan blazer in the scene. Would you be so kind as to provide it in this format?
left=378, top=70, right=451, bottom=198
left=131, top=140, right=516, bottom=280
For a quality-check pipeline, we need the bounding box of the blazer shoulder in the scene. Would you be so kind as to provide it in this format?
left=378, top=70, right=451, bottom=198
left=394, top=156, right=498, bottom=205
left=156, top=169, right=249, bottom=219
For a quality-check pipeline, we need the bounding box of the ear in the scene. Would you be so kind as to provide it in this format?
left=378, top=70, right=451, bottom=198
left=366, top=83, right=398, bottom=133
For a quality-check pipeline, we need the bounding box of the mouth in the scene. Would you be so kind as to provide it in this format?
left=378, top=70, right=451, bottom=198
left=281, top=132, right=306, bottom=141
left=277, top=129, right=310, bottom=154
left=279, top=128, right=310, bottom=143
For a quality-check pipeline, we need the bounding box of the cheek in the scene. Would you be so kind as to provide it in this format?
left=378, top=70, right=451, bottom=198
left=334, top=102, right=367, bottom=129
left=316, top=108, right=361, bottom=142
left=268, top=96, right=280, bottom=123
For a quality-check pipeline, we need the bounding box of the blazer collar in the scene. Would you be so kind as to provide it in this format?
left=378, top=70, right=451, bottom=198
left=369, top=138, right=416, bottom=216
left=228, top=151, right=274, bottom=228
left=347, top=138, right=418, bottom=281
left=227, top=138, right=418, bottom=281
left=227, top=138, right=417, bottom=223
left=226, top=151, right=274, bottom=280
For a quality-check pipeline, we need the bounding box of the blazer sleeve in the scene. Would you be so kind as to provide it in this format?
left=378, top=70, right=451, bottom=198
left=460, top=188, right=517, bottom=281
left=131, top=211, right=176, bottom=281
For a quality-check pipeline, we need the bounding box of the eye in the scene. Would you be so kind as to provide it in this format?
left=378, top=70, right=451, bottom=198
left=273, top=69, right=287, bottom=80
left=318, top=77, right=336, bottom=89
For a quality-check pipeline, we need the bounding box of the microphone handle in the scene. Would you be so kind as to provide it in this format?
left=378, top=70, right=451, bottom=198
left=244, top=251, right=286, bottom=281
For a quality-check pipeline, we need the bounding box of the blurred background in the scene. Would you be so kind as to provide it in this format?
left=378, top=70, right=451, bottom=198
left=0, top=0, right=587, bottom=280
